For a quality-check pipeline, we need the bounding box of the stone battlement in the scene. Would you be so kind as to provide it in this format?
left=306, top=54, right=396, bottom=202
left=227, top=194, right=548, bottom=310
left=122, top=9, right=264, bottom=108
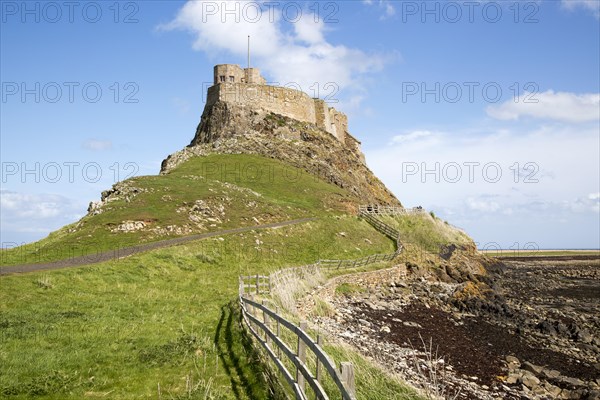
left=209, top=64, right=355, bottom=146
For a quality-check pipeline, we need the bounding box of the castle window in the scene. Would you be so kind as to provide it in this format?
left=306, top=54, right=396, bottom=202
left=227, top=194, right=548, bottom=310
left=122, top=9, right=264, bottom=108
left=229, top=76, right=235, bottom=82
left=219, top=75, right=226, bottom=82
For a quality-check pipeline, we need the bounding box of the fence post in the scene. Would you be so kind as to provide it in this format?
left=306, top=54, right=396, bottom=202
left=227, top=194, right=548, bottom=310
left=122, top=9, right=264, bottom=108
left=256, top=274, right=260, bottom=294
left=248, top=294, right=255, bottom=317
left=316, top=335, right=323, bottom=383
left=341, top=362, right=356, bottom=398
left=297, top=321, right=307, bottom=393
left=275, top=306, right=281, bottom=359
left=262, top=300, right=271, bottom=347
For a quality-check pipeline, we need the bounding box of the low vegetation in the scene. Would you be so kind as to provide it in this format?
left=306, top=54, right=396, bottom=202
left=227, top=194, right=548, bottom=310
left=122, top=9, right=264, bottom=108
left=0, top=153, right=442, bottom=399
left=335, top=282, right=366, bottom=296
left=1, top=154, right=356, bottom=267
left=379, top=213, right=472, bottom=253
left=0, top=208, right=407, bottom=398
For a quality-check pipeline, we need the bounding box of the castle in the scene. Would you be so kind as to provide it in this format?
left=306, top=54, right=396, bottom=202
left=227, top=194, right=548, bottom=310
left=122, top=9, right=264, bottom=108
left=206, top=64, right=362, bottom=151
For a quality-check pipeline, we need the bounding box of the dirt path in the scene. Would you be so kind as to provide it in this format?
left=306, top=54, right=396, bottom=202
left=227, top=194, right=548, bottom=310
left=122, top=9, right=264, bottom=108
left=0, top=217, right=317, bottom=275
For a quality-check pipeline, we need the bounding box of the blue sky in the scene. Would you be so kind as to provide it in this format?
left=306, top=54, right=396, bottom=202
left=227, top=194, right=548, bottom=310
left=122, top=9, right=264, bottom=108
left=1, top=0, right=599, bottom=249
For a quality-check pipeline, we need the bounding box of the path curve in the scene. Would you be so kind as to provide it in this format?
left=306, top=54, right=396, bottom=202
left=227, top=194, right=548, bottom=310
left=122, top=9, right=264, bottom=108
left=0, top=217, right=317, bottom=275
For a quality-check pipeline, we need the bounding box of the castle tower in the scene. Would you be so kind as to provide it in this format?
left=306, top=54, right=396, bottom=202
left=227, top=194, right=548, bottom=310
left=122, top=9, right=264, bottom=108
left=244, top=68, right=266, bottom=84
left=213, top=64, right=245, bottom=84
left=207, top=63, right=358, bottom=157
left=213, top=64, right=266, bottom=85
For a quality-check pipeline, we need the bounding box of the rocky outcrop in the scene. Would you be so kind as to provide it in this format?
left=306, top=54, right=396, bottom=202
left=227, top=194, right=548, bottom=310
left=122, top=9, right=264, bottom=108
left=160, top=101, right=400, bottom=206
left=297, top=259, right=600, bottom=400
left=87, top=181, right=150, bottom=217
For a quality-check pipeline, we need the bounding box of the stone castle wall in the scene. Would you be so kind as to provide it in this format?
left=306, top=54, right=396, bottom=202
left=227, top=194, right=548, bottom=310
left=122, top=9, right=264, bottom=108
left=207, top=83, right=318, bottom=124
left=314, top=99, right=348, bottom=144
left=209, top=64, right=355, bottom=146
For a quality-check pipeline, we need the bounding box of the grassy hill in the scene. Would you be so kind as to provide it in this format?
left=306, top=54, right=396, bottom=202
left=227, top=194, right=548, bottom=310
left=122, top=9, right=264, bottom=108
left=379, top=212, right=473, bottom=252
left=1, top=154, right=358, bottom=267
left=0, top=153, right=423, bottom=399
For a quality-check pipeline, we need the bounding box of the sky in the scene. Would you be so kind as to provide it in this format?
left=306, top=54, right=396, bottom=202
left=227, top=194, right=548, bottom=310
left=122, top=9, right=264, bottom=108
left=1, top=0, right=599, bottom=250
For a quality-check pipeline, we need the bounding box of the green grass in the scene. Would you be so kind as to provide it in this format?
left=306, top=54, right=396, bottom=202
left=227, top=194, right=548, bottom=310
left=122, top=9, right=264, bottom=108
left=1, top=154, right=356, bottom=267
left=0, top=151, right=427, bottom=399
left=0, top=215, right=409, bottom=399
left=323, top=345, right=423, bottom=399
left=325, top=261, right=394, bottom=280
left=334, top=283, right=366, bottom=296
left=379, top=213, right=472, bottom=253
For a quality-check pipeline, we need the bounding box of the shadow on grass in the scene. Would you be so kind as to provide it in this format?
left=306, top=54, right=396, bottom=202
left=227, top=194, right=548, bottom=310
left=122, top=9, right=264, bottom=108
left=214, top=300, right=283, bottom=399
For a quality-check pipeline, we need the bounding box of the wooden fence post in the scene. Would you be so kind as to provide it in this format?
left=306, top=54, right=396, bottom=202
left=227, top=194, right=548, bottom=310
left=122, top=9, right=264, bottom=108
left=248, top=294, right=254, bottom=318
left=275, top=306, right=281, bottom=359
left=341, top=362, right=356, bottom=398
left=262, top=300, right=271, bottom=347
left=256, top=274, right=260, bottom=294
left=297, top=321, right=307, bottom=393
left=316, top=335, right=323, bottom=383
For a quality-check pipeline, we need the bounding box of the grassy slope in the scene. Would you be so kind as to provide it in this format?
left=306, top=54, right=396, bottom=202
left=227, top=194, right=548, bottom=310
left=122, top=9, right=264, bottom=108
left=1, top=154, right=354, bottom=267
left=380, top=213, right=472, bottom=252
left=0, top=153, right=421, bottom=399
left=0, top=218, right=412, bottom=399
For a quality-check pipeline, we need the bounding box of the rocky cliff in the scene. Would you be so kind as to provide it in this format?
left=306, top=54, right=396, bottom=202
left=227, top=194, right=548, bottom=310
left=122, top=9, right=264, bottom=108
left=161, top=101, right=400, bottom=207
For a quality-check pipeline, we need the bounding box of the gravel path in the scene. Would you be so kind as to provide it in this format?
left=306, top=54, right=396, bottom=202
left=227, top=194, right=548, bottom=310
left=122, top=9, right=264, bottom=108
left=0, top=217, right=317, bottom=275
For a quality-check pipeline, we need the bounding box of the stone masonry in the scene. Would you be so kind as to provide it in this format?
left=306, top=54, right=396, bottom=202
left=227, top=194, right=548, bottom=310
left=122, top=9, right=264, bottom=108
left=209, top=64, right=360, bottom=147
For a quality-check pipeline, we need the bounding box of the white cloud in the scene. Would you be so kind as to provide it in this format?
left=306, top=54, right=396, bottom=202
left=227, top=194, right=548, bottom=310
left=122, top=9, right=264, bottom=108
left=82, top=139, right=113, bottom=151
left=293, top=15, right=325, bottom=44
left=0, top=190, right=76, bottom=219
left=486, top=90, right=600, bottom=123
left=161, top=1, right=389, bottom=108
left=367, top=121, right=600, bottom=248
left=0, top=190, right=84, bottom=245
left=389, top=130, right=439, bottom=145
left=465, top=196, right=501, bottom=213
left=362, top=0, right=396, bottom=19
left=568, top=192, right=600, bottom=213
left=561, top=0, right=600, bottom=17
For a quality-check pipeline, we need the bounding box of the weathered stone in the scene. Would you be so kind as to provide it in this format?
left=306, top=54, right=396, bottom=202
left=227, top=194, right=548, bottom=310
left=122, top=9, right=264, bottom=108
left=87, top=200, right=103, bottom=215
left=522, top=361, right=544, bottom=376
left=520, top=371, right=540, bottom=388
left=557, top=376, right=585, bottom=388
left=505, top=355, right=521, bottom=366
left=586, top=389, right=600, bottom=400
left=541, top=368, right=561, bottom=379
left=112, top=220, right=146, bottom=233
left=161, top=101, right=401, bottom=206
left=544, top=383, right=562, bottom=397
left=577, top=329, right=593, bottom=344
left=506, top=373, right=521, bottom=384
left=208, top=65, right=351, bottom=144
left=380, top=325, right=391, bottom=333
left=536, top=320, right=558, bottom=336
